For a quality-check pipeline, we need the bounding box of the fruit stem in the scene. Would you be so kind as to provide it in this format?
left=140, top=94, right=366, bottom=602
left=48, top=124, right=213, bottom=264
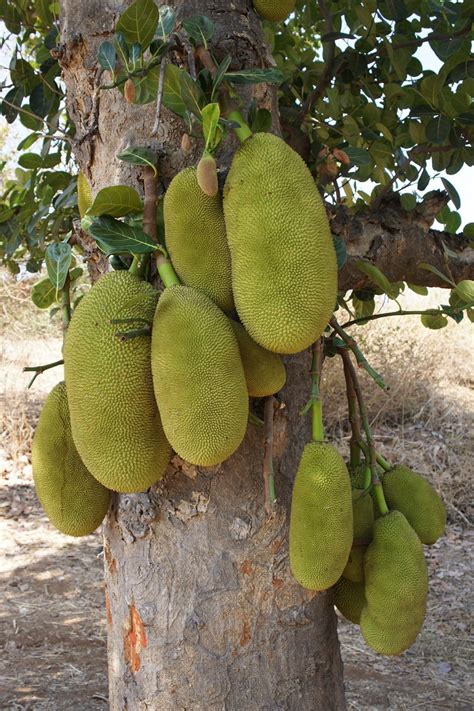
left=23, top=359, right=64, bottom=389
left=227, top=110, right=253, bottom=143
left=128, top=254, right=140, bottom=276
left=263, top=396, right=277, bottom=514
left=376, top=452, right=391, bottom=472
left=156, top=253, right=180, bottom=288
left=342, top=350, right=362, bottom=468
left=338, top=347, right=389, bottom=514
left=61, top=274, right=71, bottom=333
left=311, top=339, right=325, bottom=443
left=330, top=316, right=389, bottom=392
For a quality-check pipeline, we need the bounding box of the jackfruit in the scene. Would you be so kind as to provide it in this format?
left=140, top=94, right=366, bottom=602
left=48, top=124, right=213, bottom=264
left=229, top=319, right=286, bottom=397
left=197, top=154, right=218, bottom=197
left=289, top=442, right=353, bottom=590
left=151, top=285, right=248, bottom=466
left=342, top=545, right=367, bottom=583
left=333, top=578, right=366, bottom=624
left=253, top=0, right=296, bottom=22
left=352, top=489, right=374, bottom=541
left=64, top=271, right=171, bottom=493
left=381, top=465, right=446, bottom=544
left=164, top=167, right=233, bottom=312
left=223, top=133, right=337, bottom=354
left=32, top=382, right=111, bottom=536
left=361, top=511, right=428, bottom=655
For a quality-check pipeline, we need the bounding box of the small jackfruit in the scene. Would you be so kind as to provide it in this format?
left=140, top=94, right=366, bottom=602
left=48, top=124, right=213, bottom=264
left=289, top=442, right=353, bottom=590
left=64, top=271, right=171, bottom=493
left=151, top=286, right=248, bottom=466
left=342, top=545, right=367, bottom=583
left=253, top=0, right=296, bottom=22
left=164, top=167, right=233, bottom=312
left=352, top=489, right=374, bottom=541
left=381, top=465, right=446, bottom=544
left=361, top=511, right=428, bottom=655
left=223, top=133, right=337, bottom=354
left=32, top=382, right=111, bottom=536
left=197, top=154, right=218, bottom=197
left=333, top=578, right=366, bottom=624
left=229, top=319, right=286, bottom=397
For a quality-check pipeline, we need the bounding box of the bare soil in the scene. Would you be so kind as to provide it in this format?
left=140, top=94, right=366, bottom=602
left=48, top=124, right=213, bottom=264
left=1, top=275, right=473, bottom=710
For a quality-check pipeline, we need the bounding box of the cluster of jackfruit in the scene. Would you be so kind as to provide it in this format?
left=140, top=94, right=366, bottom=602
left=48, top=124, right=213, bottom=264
left=32, top=128, right=337, bottom=536
left=333, top=463, right=446, bottom=655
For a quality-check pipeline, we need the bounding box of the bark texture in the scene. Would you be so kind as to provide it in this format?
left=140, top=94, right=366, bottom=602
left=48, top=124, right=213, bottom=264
left=59, top=1, right=346, bottom=709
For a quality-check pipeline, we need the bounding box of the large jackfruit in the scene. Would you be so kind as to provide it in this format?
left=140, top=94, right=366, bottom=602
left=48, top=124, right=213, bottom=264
left=333, top=578, right=366, bottom=624
left=289, top=442, right=353, bottom=590
left=229, top=319, right=286, bottom=397
left=382, top=465, right=446, bottom=544
left=32, top=382, right=110, bottom=536
left=352, top=488, right=374, bottom=540
left=361, top=511, right=428, bottom=655
left=253, top=0, right=296, bottom=22
left=164, top=168, right=234, bottom=312
left=342, top=545, right=367, bottom=583
left=151, top=286, right=248, bottom=466
left=223, top=133, right=337, bottom=354
left=64, top=271, right=171, bottom=493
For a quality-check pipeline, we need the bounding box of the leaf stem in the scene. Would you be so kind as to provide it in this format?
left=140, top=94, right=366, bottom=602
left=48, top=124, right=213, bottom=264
left=129, top=254, right=140, bottom=276
left=330, top=316, right=389, bottom=391
left=311, top=339, right=325, bottom=443
left=61, top=274, right=71, bottom=333
left=24, top=359, right=64, bottom=389
left=263, top=396, right=277, bottom=515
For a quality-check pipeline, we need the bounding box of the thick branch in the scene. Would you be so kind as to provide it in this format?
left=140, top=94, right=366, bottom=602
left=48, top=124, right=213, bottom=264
left=333, top=194, right=473, bottom=291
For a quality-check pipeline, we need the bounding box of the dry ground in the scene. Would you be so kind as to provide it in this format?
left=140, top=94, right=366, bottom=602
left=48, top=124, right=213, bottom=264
left=0, top=274, right=473, bottom=710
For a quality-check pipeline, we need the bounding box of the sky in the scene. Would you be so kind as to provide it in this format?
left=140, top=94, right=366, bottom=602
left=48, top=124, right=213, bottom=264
left=0, top=23, right=472, bottom=225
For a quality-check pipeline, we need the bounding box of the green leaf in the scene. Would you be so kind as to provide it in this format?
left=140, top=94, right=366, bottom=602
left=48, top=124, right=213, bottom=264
left=407, top=283, right=428, bottom=296
left=224, top=68, right=283, bottom=85
left=31, top=276, right=57, bottom=309
left=180, top=71, right=205, bottom=117
left=98, top=41, right=116, bottom=72
left=77, top=173, right=93, bottom=219
left=88, top=216, right=157, bottom=254
left=201, top=103, right=221, bottom=152
left=162, top=64, right=188, bottom=117
left=400, top=193, right=417, bottom=211
left=454, top=280, right=474, bottom=304
left=45, top=242, right=72, bottom=292
left=155, top=5, right=175, bottom=39
left=332, top=234, right=347, bottom=270
left=444, top=211, right=462, bottom=234
left=463, top=222, right=474, bottom=239
left=117, top=146, right=158, bottom=174
left=17, top=133, right=41, bottom=151
left=115, top=0, right=159, bottom=49
left=456, top=111, right=474, bottom=126
left=211, top=55, right=232, bottom=100
left=417, top=168, right=430, bottom=191
left=418, top=262, right=455, bottom=286
left=343, top=147, right=372, bottom=168
left=356, top=261, right=400, bottom=299
left=250, top=108, right=272, bottom=134
left=182, top=15, right=215, bottom=48
left=86, top=186, right=143, bottom=218
left=425, top=115, right=451, bottom=144
left=18, top=152, right=43, bottom=169
left=69, top=266, right=84, bottom=283
left=420, top=310, right=448, bottom=330
left=352, top=295, right=375, bottom=321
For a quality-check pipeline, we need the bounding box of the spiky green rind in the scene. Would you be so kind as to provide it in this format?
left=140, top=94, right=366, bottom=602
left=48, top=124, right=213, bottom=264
left=352, top=489, right=374, bottom=540
left=253, top=0, right=296, bottom=22
left=382, top=465, right=446, bottom=544
left=64, top=271, right=171, bottom=493
left=361, top=511, right=428, bottom=655
left=151, top=286, right=248, bottom=466
left=333, top=578, right=366, bottom=624
left=223, top=133, right=337, bottom=354
left=229, top=319, right=286, bottom=397
left=32, top=382, right=111, bottom=536
left=164, top=168, right=234, bottom=312
left=289, top=442, right=353, bottom=590
left=342, top=545, right=367, bottom=583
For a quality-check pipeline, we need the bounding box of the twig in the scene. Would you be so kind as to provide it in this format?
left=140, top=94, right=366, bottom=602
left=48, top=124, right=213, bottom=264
left=78, top=67, right=103, bottom=146
left=300, top=0, right=336, bottom=118
left=152, top=58, right=167, bottom=136
left=0, top=98, right=72, bottom=142
left=341, top=305, right=472, bottom=330
left=341, top=351, right=362, bottom=468
left=330, top=316, right=389, bottom=391
left=61, top=274, right=71, bottom=332
left=23, top=359, right=64, bottom=388
left=263, top=396, right=277, bottom=515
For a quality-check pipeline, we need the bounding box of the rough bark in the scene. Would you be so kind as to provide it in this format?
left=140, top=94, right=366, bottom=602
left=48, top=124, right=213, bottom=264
left=59, top=1, right=346, bottom=709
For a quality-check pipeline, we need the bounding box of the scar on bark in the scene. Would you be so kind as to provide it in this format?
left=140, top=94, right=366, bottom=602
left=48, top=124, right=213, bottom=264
left=124, top=602, right=147, bottom=673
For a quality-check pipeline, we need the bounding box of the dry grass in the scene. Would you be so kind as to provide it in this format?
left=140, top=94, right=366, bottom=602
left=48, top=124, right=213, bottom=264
left=0, top=270, right=473, bottom=709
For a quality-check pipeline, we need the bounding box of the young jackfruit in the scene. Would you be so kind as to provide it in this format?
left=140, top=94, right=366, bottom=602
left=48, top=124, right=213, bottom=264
left=382, top=465, right=446, bottom=544
left=333, top=578, right=366, bottom=624
left=361, top=511, right=428, bottom=655
left=32, top=382, right=111, bottom=536
left=223, top=133, right=337, bottom=354
left=253, top=0, right=296, bottom=22
left=197, top=154, right=219, bottom=197
left=352, top=488, right=374, bottom=541
left=164, top=168, right=234, bottom=312
left=151, top=286, right=248, bottom=466
left=229, top=319, right=286, bottom=397
left=64, top=271, right=171, bottom=493
left=289, top=442, right=353, bottom=590
left=342, top=545, right=367, bottom=583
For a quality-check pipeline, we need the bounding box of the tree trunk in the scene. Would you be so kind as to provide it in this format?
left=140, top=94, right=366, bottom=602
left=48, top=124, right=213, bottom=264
left=59, top=1, right=347, bottom=708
